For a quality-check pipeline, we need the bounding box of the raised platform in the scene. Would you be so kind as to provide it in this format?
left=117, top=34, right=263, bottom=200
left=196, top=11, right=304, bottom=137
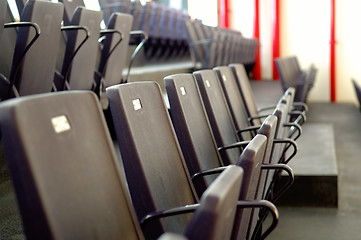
left=277, top=123, right=338, bottom=207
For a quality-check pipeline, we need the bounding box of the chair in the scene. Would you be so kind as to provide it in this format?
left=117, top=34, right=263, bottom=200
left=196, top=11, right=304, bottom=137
left=0, top=0, right=63, bottom=99
left=107, top=82, right=279, bottom=240
left=213, top=66, right=255, bottom=140
left=0, top=0, right=6, bottom=42
left=59, top=7, right=103, bottom=91
left=165, top=74, right=289, bottom=239
left=352, top=79, right=361, bottom=110
left=96, top=12, right=132, bottom=106
left=0, top=91, right=144, bottom=239
left=229, top=63, right=307, bottom=126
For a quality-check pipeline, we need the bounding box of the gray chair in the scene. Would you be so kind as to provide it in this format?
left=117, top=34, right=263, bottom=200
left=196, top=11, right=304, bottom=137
left=0, top=0, right=63, bottom=100
left=352, top=79, right=361, bottom=110
left=0, top=91, right=144, bottom=239
left=107, top=82, right=279, bottom=240
left=60, top=7, right=103, bottom=91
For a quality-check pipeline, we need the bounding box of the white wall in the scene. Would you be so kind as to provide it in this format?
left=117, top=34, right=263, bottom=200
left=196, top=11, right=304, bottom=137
left=281, top=0, right=331, bottom=102
left=336, top=0, right=361, bottom=104
left=187, top=0, right=218, bottom=26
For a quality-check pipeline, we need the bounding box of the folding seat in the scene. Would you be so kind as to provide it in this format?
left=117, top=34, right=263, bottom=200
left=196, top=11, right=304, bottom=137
left=352, top=79, right=361, bottom=110
left=96, top=12, right=132, bottom=106
left=107, top=82, right=279, bottom=240
left=165, top=74, right=292, bottom=239
left=0, top=0, right=6, bottom=42
left=0, top=91, right=144, bottom=239
left=0, top=0, right=63, bottom=100
left=55, top=7, right=102, bottom=91
left=229, top=63, right=307, bottom=126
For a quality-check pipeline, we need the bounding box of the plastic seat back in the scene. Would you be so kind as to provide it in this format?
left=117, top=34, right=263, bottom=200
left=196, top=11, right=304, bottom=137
left=164, top=73, right=223, bottom=195
left=193, top=69, right=241, bottom=165
left=229, top=63, right=260, bottom=125
left=0, top=0, right=6, bottom=42
left=62, top=7, right=102, bottom=90
left=186, top=165, right=244, bottom=240
left=10, top=0, right=63, bottom=96
left=213, top=66, right=253, bottom=140
left=99, top=13, right=133, bottom=89
left=0, top=91, right=144, bottom=240
left=233, top=134, right=267, bottom=240
left=107, top=82, right=198, bottom=239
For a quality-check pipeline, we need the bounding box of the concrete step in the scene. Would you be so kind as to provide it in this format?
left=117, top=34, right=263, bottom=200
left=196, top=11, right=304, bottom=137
left=277, top=123, right=338, bottom=207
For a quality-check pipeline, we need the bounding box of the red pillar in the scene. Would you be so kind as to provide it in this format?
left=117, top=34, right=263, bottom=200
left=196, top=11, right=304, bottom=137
left=272, top=0, right=280, bottom=80
left=219, top=0, right=229, bottom=28
left=330, top=0, right=336, bottom=102
left=252, top=0, right=262, bottom=80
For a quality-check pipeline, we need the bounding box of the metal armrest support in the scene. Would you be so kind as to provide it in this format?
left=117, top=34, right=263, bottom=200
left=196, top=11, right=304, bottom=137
left=61, top=26, right=89, bottom=90
left=289, top=110, right=307, bottom=124
left=4, top=22, right=40, bottom=99
left=217, top=140, right=250, bottom=152
left=293, top=101, right=308, bottom=112
left=191, top=166, right=227, bottom=183
left=236, top=125, right=260, bottom=139
left=124, top=30, right=148, bottom=83
left=273, top=138, right=298, bottom=164
left=262, top=163, right=294, bottom=203
left=140, top=204, right=199, bottom=230
left=237, top=200, right=279, bottom=240
left=283, top=122, right=302, bottom=141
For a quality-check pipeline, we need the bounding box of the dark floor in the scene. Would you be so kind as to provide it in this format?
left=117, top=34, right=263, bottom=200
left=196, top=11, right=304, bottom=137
left=1, top=80, right=361, bottom=239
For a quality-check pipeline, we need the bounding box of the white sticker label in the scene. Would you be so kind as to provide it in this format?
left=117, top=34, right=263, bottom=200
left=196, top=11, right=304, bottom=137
left=180, top=87, right=186, bottom=95
left=205, top=80, right=211, bottom=88
left=222, top=75, right=227, bottom=81
left=51, top=115, right=71, bottom=133
left=133, top=98, right=142, bottom=111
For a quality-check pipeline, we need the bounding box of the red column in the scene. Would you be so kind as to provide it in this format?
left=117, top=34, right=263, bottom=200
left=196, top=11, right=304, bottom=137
left=252, top=0, right=262, bottom=80
left=272, top=0, right=280, bottom=80
left=330, top=0, right=336, bottom=102
left=219, top=0, right=229, bottom=28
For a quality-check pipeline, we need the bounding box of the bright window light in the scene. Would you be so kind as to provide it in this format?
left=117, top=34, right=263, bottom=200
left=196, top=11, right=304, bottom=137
left=7, top=0, right=20, bottom=21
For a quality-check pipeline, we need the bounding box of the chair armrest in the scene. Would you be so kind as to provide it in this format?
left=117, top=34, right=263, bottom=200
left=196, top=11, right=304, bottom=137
left=4, top=22, right=40, bottom=99
left=237, top=200, right=279, bottom=240
left=140, top=204, right=199, bottom=230
left=283, top=122, right=302, bottom=141
left=60, top=25, right=90, bottom=90
left=261, top=163, right=294, bottom=203
left=273, top=138, right=298, bottom=164
left=217, top=140, right=250, bottom=152
left=124, top=30, right=148, bottom=83
left=191, top=166, right=227, bottom=183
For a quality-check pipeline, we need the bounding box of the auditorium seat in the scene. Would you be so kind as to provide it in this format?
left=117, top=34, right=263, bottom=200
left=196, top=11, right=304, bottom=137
left=107, top=81, right=279, bottom=239
left=275, top=56, right=317, bottom=103
left=58, top=7, right=102, bottom=91
left=352, top=79, right=361, bottom=110
left=96, top=12, right=132, bottom=106
left=0, top=91, right=144, bottom=239
left=164, top=74, right=297, bottom=202
left=0, top=0, right=63, bottom=100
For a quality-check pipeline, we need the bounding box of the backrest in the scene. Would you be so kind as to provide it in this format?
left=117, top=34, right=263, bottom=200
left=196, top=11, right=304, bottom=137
left=229, top=63, right=260, bottom=125
left=0, top=91, right=144, bottom=240
left=164, top=73, right=223, bottom=195
left=99, top=13, right=133, bottom=89
left=60, top=0, right=85, bottom=25
left=130, top=0, right=143, bottom=30
left=185, top=165, right=243, bottom=240
left=107, top=82, right=198, bottom=239
left=256, top=115, right=278, bottom=199
left=184, top=20, right=205, bottom=62
left=352, top=79, right=361, bottom=108
left=11, top=0, right=63, bottom=97
left=0, top=0, right=6, bottom=43
left=275, top=56, right=302, bottom=90
left=233, top=134, right=267, bottom=240
left=62, top=7, right=102, bottom=90
left=213, top=66, right=253, bottom=141
left=270, top=102, right=289, bottom=165
left=193, top=69, right=241, bottom=165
